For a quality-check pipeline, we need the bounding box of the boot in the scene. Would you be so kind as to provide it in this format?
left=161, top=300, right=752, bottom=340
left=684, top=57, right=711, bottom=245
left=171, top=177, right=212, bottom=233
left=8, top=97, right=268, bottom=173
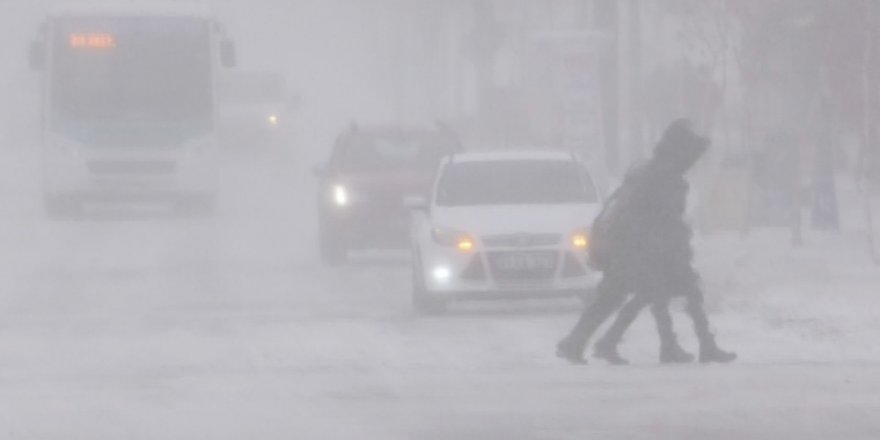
left=660, top=342, right=695, bottom=364
left=699, top=342, right=737, bottom=363
left=698, top=334, right=737, bottom=363
left=593, top=340, right=629, bottom=365
left=556, top=338, right=587, bottom=365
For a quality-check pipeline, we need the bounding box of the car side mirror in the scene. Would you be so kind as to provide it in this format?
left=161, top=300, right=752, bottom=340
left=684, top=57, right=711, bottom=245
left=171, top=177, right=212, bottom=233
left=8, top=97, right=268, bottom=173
left=29, top=40, right=45, bottom=70
left=220, top=40, right=236, bottom=68
left=404, top=196, right=428, bottom=211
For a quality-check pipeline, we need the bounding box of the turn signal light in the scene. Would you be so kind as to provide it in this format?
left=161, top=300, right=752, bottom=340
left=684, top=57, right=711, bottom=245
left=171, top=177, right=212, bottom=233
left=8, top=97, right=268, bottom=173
left=457, top=238, right=475, bottom=252
left=572, top=232, right=589, bottom=249
left=432, top=228, right=476, bottom=252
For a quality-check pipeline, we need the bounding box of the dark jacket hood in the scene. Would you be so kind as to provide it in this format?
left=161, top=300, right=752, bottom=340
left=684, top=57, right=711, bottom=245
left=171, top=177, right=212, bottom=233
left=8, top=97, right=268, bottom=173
left=653, top=118, right=709, bottom=173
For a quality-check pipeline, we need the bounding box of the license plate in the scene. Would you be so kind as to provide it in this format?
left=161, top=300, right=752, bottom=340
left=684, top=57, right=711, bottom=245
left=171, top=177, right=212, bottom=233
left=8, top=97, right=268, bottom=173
left=492, top=252, right=557, bottom=275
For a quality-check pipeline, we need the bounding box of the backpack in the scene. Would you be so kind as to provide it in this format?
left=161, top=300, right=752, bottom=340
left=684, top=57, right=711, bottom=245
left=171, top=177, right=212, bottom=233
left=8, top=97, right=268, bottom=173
left=588, top=163, right=646, bottom=271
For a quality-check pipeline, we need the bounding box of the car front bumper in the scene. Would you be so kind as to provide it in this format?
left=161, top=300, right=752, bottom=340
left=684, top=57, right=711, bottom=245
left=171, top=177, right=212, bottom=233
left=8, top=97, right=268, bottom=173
left=418, top=245, right=600, bottom=300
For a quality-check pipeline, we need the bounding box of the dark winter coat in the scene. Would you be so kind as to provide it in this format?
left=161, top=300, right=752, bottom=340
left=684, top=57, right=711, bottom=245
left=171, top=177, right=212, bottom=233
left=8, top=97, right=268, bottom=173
left=602, top=119, right=708, bottom=296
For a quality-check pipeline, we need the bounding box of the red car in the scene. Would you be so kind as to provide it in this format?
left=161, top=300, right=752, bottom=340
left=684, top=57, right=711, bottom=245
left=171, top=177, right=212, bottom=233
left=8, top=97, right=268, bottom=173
left=314, top=124, right=461, bottom=264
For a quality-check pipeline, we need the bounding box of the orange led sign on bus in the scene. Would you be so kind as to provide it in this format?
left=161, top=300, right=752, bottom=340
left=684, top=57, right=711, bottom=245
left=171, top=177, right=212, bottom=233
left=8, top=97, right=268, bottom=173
left=69, top=33, right=116, bottom=49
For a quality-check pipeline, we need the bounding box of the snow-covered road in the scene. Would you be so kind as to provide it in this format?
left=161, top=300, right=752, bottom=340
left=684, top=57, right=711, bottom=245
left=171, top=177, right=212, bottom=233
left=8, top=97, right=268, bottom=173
left=2, top=138, right=880, bottom=439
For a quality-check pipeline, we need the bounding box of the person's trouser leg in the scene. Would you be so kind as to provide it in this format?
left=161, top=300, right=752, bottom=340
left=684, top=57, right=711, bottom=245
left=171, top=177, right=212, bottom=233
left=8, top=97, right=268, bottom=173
left=652, top=295, right=695, bottom=363
left=559, top=276, right=627, bottom=358
left=596, top=294, right=650, bottom=348
left=682, top=287, right=712, bottom=345
left=683, top=286, right=737, bottom=363
left=650, top=296, right=677, bottom=346
left=592, top=293, right=651, bottom=364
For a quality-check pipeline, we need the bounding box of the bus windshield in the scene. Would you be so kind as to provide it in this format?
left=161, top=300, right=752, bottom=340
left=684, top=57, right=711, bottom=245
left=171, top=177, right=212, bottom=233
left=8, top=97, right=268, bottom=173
left=51, top=16, right=213, bottom=141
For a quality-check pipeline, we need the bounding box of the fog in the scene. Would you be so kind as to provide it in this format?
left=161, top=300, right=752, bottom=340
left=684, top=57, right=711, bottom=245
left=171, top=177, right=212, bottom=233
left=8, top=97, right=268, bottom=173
left=2, top=1, right=880, bottom=439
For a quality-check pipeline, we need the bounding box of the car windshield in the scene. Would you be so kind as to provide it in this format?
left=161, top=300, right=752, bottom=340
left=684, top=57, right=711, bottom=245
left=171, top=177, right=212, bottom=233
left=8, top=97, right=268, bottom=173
left=336, top=133, right=455, bottom=173
left=436, top=160, right=597, bottom=206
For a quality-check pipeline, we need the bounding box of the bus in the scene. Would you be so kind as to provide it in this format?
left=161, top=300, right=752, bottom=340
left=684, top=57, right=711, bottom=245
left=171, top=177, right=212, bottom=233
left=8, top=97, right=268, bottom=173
left=29, top=3, right=236, bottom=217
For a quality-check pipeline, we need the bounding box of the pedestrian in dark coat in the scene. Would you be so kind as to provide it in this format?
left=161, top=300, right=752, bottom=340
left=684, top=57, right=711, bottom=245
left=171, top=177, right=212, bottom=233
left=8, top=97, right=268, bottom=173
left=557, top=119, right=736, bottom=364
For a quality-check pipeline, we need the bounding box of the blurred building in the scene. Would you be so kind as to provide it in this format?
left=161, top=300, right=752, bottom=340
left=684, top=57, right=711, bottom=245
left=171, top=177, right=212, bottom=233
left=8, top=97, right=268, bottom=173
left=393, top=0, right=613, bottom=180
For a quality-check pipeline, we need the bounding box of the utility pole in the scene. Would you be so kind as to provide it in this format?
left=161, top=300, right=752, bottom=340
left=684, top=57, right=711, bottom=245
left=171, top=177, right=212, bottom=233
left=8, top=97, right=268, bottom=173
left=863, top=0, right=879, bottom=263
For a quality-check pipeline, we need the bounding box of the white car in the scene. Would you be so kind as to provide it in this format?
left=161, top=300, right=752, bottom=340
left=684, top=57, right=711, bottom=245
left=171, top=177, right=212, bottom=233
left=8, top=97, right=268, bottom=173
left=409, top=151, right=603, bottom=313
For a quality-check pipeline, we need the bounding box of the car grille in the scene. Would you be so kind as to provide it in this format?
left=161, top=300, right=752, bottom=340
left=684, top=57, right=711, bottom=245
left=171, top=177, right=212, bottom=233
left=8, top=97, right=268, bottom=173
left=482, top=233, right=562, bottom=248
left=88, top=161, right=177, bottom=176
left=487, top=250, right=559, bottom=281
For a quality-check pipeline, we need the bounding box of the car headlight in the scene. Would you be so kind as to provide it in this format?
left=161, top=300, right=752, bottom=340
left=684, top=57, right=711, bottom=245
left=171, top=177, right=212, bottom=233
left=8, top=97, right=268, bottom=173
left=332, top=184, right=349, bottom=207
left=432, top=227, right=476, bottom=252
left=571, top=229, right=590, bottom=250
left=432, top=266, right=452, bottom=282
